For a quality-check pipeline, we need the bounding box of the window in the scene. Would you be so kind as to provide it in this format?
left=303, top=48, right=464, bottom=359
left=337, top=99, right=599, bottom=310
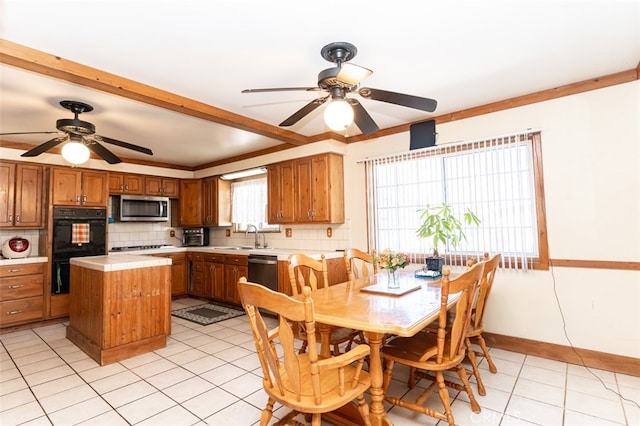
left=231, top=177, right=279, bottom=232
left=364, top=131, right=549, bottom=270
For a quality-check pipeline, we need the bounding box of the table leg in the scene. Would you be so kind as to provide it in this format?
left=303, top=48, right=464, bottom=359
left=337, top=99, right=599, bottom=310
left=365, top=331, right=392, bottom=426
left=317, top=322, right=332, bottom=358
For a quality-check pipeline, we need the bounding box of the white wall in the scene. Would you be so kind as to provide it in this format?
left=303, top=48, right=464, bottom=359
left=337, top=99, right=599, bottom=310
left=342, top=81, right=640, bottom=358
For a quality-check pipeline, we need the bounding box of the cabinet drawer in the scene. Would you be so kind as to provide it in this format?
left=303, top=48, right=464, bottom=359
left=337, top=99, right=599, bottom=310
left=191, top=253, right=204, bottom=262
left=192, top=262, right=204, bottom=273
left=192, top=271, right=204, bottom=283
left=225, top=254, right=248, bottom=266
left=203, top=253, right=224, bottom=263
left=0, top=274, right=43, bottom=301
left=0, top=297, right=43, bottom=326
left=0, top=263, right=45, bottom=277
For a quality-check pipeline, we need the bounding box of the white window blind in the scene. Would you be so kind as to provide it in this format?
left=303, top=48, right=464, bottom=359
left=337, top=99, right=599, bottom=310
left=363, top=131, right=540, bottom=270
left=231, top=177, right=277, bottom=231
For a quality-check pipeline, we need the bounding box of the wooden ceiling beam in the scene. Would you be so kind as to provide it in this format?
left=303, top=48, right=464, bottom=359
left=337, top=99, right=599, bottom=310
left=0, top=38, right=310, bottom=147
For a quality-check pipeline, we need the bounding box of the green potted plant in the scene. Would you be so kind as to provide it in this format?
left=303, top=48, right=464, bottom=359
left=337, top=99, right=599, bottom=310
left=416, top=202, right=480, bottom=273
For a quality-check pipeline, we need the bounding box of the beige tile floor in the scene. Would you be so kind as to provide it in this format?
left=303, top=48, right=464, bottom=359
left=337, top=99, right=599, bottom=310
left=1, top=297, right=638, bottom=425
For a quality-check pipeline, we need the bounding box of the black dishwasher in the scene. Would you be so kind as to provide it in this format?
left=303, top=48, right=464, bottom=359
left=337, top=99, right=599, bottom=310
left=248, top=255, right=279, bottom=292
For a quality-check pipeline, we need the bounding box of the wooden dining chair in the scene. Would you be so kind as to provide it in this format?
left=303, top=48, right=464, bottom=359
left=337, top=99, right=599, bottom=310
left=237, top=277, right=372, bottom=426
left=463, top=252, right=501, bottom=395
left=343, top=248, right=378, bottom=281
left=288, top=253, right=365, bottom=355
left=380, top=262, right=485, bottom=426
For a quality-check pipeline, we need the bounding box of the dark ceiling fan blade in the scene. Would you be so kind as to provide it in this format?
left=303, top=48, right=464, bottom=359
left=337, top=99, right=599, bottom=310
left=86, top=141, right=122, bottom=164
left=337, top=63, right=373, bottom=86
left=242, top=87, right=321, bottom=93
left=348, top=99, right=380, bottom=135
left=94, top=135, right=153, bottom=156
left=358, top=87, right=438, bottom=112
left=0, top=131, right=61, bottom=136
left=279, top=97, right=328, bottom=127
left=20, top=136, right=68, bottom=157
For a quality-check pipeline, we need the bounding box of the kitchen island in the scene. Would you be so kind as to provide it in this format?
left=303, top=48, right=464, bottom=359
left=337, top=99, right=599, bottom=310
left=66, top=254, right=172, bottom=365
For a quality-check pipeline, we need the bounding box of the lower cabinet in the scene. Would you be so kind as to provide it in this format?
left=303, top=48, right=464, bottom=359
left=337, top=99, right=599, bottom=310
left=188, top=252, right=208, bottom=298
left=224, top=254, right=247, bottom=305
left=204, top=253, right=225, bottom=300
left=153, top=252, right=187, bottom=296
left=0, top=262, right=45, bottom=327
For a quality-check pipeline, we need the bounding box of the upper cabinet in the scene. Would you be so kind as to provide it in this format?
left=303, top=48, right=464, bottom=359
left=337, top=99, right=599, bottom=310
left=267, top=161, right=295, bottom=224
left=177, top=179, right=203, bottom=226
left=268, top=153, right=344, bottom=224
left=108, top=173, right=144, bottom=195
left=202, top=177, right=231, bottom=227
left=145, top=177, right=179, bottom=198
left=51, top=167, right=109, bottom=207
left=0, top=162, right=44, bottom=228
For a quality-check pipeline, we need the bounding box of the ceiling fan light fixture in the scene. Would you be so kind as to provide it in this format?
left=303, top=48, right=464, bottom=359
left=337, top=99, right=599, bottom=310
left=324, top=98, right=354, bottom=131
left=62, top=140, right=90, bottom=165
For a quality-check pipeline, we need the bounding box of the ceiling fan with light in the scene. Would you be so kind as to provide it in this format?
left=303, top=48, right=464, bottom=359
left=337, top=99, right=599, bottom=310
left=242, top=42, right=438, bottom=135
left=0, top=100, right=153, bottom=164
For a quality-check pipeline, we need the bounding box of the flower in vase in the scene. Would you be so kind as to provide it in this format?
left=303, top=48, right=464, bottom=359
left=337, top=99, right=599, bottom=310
left=374, top=249, right=409, bottom=274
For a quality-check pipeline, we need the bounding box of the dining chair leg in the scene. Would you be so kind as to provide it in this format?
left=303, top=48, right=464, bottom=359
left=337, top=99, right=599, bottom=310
left=435, top=371, right=456, bottom=426
left=356, top=394, right=373, bottom=426
left=465, top=337, right=486, bottom=396
left=475, top=334, right=498, bottom=373
left=455, top=364, right=481, bottom=413
left=260, top=397, right=275, bottom=425
left=408, top=367, right=417, bottom=388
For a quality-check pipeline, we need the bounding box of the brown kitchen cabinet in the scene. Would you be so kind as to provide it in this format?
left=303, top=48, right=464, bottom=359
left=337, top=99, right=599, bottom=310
left=267, top=161, right=295, bottom=224
left=0, top=161, right=44, bottom=228
left=224, top=254, right=247, bottom=304
left=0, top=262, right=45, bottom=327
left=204, top=253, right=225, bottom=300
left=108, top=172, right=145, bottom=195
left=177, top=179, right=203, bottom=226
left=188, top=252, right=208, bottom=297
left=153, top=252, right=187, bottom=295
left=294, top=153, right=344, bottom=223
left=51, top=167, right=109, bottom=207
left=145, top=176, right=179, bottom=198
left=202, top=176, right=231, bottom=227
left=267, top=153, right=344, bottom=224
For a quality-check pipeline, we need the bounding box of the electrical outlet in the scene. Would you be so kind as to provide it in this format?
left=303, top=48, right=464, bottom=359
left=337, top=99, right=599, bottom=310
left=169, top=229, right=175, bottom=238
left=326, top=227, right=333, bottom=238
left=225, top=229, right=231, bottom=237
left=285, top=228, right=292, bottom=238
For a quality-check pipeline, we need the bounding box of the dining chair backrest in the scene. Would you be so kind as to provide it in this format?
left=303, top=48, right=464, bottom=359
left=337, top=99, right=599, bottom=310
left=237, top=277, right=372, bottom=423
left=436, top=262, right=484, bottom=363
left=471, top=253, right=501, bottom=331
left=287, top=253, right=328, bottom=296
left=344, top=248, right=378, bottom=281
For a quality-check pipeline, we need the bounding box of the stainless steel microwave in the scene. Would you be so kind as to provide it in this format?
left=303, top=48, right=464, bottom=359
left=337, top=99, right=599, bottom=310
left=116, top=195, right=169, bottom=222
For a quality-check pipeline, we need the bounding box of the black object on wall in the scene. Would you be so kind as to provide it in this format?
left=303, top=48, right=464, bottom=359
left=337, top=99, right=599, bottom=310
left=410, top=119, right=436, bottom=150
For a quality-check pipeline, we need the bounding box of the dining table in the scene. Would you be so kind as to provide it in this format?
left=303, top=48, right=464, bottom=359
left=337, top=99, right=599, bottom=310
left=308, top=270, right=460, bottom=426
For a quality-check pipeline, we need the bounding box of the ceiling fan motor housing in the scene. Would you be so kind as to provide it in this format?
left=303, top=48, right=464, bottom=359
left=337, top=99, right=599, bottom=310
left=56, top=118, right=95, bottom=135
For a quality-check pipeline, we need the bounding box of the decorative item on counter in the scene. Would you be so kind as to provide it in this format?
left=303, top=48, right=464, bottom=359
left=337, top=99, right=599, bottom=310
left=2, top=236, right=32, bottom=259
left=373, top=249, right=409, bottom=289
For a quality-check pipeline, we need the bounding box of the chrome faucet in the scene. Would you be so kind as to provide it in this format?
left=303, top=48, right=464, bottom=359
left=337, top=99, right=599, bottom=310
left=246, top=224, right=259, bottom=248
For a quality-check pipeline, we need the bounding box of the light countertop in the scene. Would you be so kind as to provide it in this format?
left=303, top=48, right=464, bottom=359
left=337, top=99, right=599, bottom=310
left=109, top=246, right=343, bottom=261
left=70, top=254, right=172, bottom=272
left=0, top=256, right=48, bottom=266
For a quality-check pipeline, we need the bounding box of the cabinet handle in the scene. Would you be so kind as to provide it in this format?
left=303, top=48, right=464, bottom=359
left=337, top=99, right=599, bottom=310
left=7, top=310, right=22, bottom=315
left=8, top=214, right=12, bottom=222
left=83, top=195, right=87, bottom=202
left=15, top=214, right=20, bottom=222
left=8, top=285, right=23, bottom=289
left=76, top=195, right=81, bottom=203
left=8, top=269, right=22, bottom=273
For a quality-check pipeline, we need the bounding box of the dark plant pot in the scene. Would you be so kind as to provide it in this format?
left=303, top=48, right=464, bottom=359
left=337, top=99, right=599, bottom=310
left=425, top=256, right=444, bottom=273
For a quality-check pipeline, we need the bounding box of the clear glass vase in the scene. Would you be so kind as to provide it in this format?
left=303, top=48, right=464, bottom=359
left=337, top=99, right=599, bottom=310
left=387, top=269, right=400, bottom=289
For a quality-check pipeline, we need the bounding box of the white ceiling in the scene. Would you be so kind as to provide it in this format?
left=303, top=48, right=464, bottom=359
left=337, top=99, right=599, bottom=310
left=1, top=0, right=639, bottom=168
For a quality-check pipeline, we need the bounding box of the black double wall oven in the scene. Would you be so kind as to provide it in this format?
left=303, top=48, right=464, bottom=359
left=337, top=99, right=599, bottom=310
left=51, top=207, right=107, bottom=294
